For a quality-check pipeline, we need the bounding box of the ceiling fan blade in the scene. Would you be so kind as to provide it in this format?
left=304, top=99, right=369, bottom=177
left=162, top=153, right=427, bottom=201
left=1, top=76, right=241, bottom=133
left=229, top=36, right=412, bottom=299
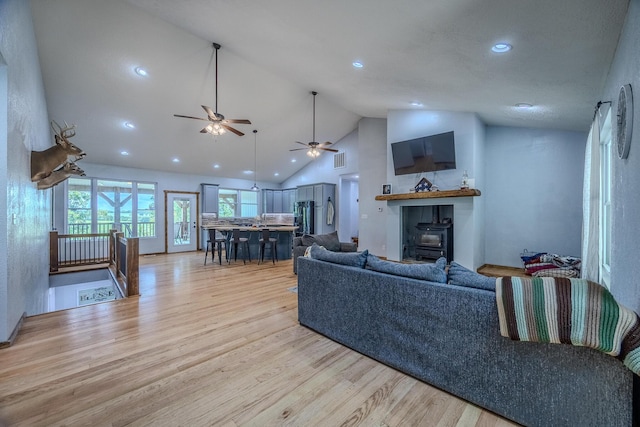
left=319, top=147, right=339, bottom=152
left=223, top=119, right=252, bottom=124
left=201, top=105, right=221, bottom=120
left=294, top=141, right=309, bottom=147
left=319, top=141, right=333, bottom=146
left=200, top=128, right=209, bottom=133
left=221, top=124, right=244, bottom=136
left=289, top=148, right=308, bottom=152
left=174, top=114, right=209, bottom=121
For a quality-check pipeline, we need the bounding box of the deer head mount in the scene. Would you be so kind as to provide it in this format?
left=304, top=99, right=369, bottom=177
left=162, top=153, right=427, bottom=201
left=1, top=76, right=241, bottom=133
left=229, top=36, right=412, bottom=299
left=31, top=120, right=86, bottom=184
left=37, top=161, right=86, bottom=190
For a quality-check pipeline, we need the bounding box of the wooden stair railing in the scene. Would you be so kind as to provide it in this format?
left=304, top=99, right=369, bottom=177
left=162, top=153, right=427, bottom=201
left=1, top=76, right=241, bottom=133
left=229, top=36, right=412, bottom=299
left=50, top=229, right=139, bottom=297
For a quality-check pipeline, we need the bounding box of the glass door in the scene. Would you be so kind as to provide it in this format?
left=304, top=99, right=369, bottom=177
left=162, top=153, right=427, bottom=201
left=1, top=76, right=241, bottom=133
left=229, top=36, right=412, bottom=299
left=167, top=192, right=197, bottom=253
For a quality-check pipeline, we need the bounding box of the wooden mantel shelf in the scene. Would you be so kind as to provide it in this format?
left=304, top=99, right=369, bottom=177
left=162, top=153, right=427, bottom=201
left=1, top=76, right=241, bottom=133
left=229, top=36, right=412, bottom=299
left=375, top=188, right=481, bottom=201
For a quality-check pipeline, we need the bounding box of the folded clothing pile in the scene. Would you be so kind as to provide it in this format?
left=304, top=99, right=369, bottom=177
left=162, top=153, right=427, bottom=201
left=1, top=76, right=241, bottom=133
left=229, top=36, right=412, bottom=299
left=521, top=252, right=582, bottom=278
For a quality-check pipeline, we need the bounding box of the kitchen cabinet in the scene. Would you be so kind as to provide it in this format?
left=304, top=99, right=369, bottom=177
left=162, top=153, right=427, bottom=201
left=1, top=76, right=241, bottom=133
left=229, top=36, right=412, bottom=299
left=297, top=186, right=313, bottom=202
left=201, top=183, right=219, bottom=214
left=262, top=188, right=296, bottom=213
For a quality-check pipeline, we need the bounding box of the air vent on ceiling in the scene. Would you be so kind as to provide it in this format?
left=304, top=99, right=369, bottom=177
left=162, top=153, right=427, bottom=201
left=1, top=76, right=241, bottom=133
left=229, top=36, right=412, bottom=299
left=333, top=151, right=345, bottom=169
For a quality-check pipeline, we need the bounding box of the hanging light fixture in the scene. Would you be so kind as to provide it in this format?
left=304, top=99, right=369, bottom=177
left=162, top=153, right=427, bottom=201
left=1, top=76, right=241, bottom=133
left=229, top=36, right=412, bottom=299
left=307, top=147, right=320, bottom=158
left=251, top=129, right=259, bottom=191
left=206, top=44, right=225, bottom=136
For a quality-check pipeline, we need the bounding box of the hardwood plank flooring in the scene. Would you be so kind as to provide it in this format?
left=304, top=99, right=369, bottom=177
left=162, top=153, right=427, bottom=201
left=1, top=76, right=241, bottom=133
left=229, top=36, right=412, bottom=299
left=0, top=253, right=519, bottom=427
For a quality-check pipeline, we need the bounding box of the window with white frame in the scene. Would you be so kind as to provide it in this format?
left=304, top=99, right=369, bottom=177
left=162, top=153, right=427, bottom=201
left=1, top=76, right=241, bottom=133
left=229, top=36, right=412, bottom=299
left=66, top=177, right=157, bottom=238
left=599, top=110, right=612, bottom=288
left=218, top=188, right=258, bottom=218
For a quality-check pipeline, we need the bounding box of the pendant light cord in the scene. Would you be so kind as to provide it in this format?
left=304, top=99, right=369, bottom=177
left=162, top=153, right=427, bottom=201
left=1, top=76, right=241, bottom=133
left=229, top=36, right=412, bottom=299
left=253, top=129, right=258, bottom=187
left=311, top=91, right=317, bottom=142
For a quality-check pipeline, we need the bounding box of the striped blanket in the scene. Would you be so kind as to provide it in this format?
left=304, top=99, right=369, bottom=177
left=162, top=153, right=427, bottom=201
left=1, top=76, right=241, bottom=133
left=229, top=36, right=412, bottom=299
left=496, top=276, right=640, bottom=376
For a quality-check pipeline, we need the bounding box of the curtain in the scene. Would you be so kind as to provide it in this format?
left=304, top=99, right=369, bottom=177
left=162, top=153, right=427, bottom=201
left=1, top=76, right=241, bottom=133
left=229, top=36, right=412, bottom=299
left=581, top=112, right=600, bottom=282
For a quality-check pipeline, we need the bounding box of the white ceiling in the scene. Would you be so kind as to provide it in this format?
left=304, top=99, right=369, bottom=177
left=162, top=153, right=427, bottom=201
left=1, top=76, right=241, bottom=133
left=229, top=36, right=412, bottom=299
left=30, top=0, right=629, bottom=183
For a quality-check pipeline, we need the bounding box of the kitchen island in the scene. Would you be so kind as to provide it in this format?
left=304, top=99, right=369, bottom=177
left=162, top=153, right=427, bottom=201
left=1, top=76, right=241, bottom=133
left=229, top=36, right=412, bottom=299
left=202, top=225, right=298, bottom=261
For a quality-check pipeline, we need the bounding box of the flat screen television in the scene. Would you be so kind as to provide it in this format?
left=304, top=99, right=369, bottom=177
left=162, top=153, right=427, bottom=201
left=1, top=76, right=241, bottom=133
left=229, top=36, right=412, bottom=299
left=391, top=131, right=457, bottom=176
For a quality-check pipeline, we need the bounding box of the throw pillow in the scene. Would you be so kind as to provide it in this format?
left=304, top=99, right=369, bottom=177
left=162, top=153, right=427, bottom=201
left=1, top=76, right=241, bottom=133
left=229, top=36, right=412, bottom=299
left=308, top=243, right=368, bottom=268
left=365, top=254, right=447, bottom=283
left=301, top=231, right=341, bottom=252
left=447, top=262, right=496, bottom=291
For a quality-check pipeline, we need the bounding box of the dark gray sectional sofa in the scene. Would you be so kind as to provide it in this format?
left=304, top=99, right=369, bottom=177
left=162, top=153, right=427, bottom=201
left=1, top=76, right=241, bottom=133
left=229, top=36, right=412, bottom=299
left=297, top=254, right=638, bottom=427
left=292, top=231, right=357, bottom=274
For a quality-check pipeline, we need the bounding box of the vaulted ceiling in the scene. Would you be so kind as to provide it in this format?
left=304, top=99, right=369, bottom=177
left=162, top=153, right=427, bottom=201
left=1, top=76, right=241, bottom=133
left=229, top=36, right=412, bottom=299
left=30, top=0, right=629, bottom=183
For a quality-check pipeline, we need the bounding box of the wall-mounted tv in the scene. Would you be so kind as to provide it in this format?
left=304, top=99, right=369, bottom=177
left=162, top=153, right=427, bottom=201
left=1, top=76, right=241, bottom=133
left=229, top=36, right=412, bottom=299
left=391, top=131, right=457, bottom=176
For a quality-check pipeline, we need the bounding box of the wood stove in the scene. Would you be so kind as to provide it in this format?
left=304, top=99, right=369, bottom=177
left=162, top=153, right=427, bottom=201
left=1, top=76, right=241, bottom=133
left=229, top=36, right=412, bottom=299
left=415, top=222, right=453, bottom=263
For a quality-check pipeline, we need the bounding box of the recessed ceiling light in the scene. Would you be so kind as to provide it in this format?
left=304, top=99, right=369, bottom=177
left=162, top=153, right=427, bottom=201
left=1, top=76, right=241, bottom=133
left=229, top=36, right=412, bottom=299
left=213, top=164, right=220, bottom=169
left=492, top=43, right=512, bottom=53
left=243, top=170, right=253, bottom=175
left=515, top=103, right=533, bottom=109
left=120, top=151, right=129, bottom=156
left=134, top=66, right=148, bottom=77
left=410, top=101, right=423, bottom=107
left=352, top=61, right=364, bottom=68
left=172, top=158, right=180, bottom=163
left=291, top=159, right=297, bottom=163
left=274, top=172, right=280, bottom=176
left=124, top=121, right=135, bottom=129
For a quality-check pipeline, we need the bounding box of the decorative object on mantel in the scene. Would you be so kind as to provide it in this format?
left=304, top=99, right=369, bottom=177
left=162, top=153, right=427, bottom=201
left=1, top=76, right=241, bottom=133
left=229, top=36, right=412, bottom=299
left=616, top=83, right=633, bottom=159
left=31, top=120, right=86, bottom=187
left=414, top=177, right=433, bottom=192
left=382, top=184, right=391, bottom=195
left=375, top=188, right=481, bottom=201
left=460, top=170, right=469, bottom=189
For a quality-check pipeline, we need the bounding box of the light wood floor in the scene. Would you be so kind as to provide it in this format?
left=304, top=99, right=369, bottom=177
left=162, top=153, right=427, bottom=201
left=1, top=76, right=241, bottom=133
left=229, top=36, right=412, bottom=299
left=0, top=253, right=519, bottom=427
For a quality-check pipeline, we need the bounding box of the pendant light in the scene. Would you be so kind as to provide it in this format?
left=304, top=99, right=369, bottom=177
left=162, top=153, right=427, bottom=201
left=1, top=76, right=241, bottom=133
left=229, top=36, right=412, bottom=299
left=251, top=129, right=259, bottom=191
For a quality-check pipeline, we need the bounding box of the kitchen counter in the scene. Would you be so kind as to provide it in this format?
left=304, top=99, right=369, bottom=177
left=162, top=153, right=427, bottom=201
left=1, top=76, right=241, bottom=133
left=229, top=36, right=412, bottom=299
left=202, top=225, right=298, bottom=232
left=202, top=225, right=297, bottom=260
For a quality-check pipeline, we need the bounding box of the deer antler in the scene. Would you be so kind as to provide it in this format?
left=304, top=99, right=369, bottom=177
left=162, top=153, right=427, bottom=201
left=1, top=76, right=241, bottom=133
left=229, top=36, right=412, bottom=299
left=51, top=120, right=76, bottom=140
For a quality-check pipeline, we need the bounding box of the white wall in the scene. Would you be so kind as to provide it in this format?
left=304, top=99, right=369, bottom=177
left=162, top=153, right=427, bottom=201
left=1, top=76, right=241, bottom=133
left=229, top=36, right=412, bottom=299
left=357, top=118, right=387, bottom=256
left=0, top=0, right=52, bottom=342
left=484, top=126, right=586, bottom=267
left=338, top=178, right=359, bottom=243
left=601, top=0, right=640, bottom=313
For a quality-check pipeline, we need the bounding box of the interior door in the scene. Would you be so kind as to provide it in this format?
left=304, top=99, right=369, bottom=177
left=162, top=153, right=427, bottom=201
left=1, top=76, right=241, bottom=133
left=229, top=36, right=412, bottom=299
left=167, top=192, right=198, bottom=253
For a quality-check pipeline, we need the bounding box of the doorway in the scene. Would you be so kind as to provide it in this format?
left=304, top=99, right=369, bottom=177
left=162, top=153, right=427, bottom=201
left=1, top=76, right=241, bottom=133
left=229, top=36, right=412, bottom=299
left=338, top=174, right=359, bottom=246
left=165, top=191, right=199, bottom=253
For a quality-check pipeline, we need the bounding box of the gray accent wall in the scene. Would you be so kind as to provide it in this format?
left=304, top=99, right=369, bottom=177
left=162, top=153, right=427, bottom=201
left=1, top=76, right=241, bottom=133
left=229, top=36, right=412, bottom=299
left=0, top=0, right=52, bottom=342
left=484, top=126, right=586, bottom=268
left=602, top=0, right=640, bottom=314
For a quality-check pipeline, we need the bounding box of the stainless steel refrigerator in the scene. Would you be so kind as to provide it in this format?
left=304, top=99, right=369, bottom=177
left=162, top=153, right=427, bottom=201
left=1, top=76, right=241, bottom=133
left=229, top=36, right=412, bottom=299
left=295, top=201, right=314, bottom=236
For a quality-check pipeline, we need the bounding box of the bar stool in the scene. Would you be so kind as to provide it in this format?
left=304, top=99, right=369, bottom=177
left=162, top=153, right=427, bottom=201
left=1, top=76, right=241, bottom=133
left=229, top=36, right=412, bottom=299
left=228, top=229, right=251, bottom=264
left=204, top=229, right=227, bottom=265
left=259, top=229, right=278, bottom=264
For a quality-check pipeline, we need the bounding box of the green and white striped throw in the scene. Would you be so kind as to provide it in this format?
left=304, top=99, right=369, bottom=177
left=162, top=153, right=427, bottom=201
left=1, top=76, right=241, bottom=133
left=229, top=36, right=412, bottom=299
left=496, top=276, right=640, bottom=375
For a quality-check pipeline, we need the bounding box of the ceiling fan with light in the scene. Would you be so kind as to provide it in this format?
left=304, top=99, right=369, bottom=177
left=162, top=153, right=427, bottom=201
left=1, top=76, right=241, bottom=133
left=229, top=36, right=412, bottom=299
left=174, top=43, right=251, bottom=136
left=290, top=91, right=338, bottom=157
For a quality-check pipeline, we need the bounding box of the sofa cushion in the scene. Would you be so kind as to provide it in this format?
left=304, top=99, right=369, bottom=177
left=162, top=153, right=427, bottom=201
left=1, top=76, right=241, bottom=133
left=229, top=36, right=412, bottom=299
left=309, top=243, right=368, bottom=268
left=365, top=254, right=447, bottom=283
left=447, top=262, right=496, bottom=291
left=302, top=231, right=341, bottom=252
